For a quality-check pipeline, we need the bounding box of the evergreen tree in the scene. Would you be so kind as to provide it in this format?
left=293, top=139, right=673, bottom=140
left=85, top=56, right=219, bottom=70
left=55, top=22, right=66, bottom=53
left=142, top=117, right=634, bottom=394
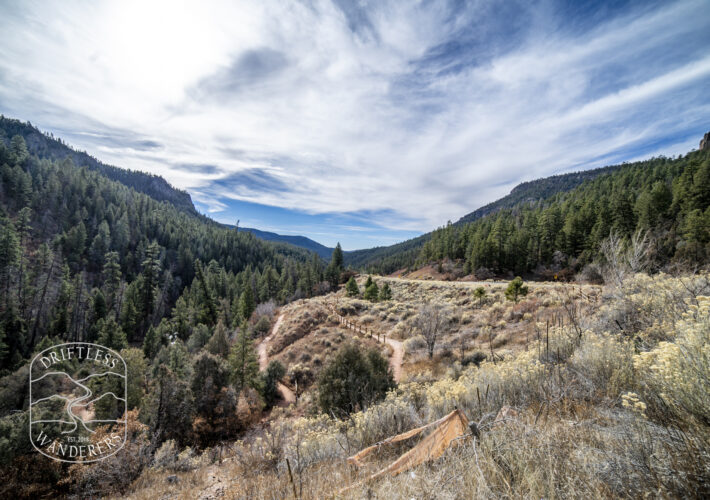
left=206, top=320, right=230, bottom=358
left=187, top=323, right=212, bottom=352
left=332, top=242, right=344, bottom=268
left=325, top=242, right=344, bottom=288
left=317, top=343, right=394, bottom=416
left=260, top=360, right=285, bottom=408
left=142, top=325, right=162, bottom=359
left=505, top=276, right=528, bottom=303
left=139, top=241, right=162, bottom=329
left=102, top=251, right=122, bottom=315
left=120, top=292, right=139, bottom=342
left=473, top=286, right=486, bottom=307
left=194, top=259, right=218, bottom=326
left=228, top=321, right=259, bottom=392
left=121, top=347, right=147, bottom=410
left=150, top=364, right=195, bottom=446
left=346, top=276, right=360, bottom=297
left=237, top=286, right=256, bottom=323
left=364, top=281, right=379, bottom=302
left=379, top=282, right=392, bottom=301
left=0, top=218, right=19, bottom=306
left=9, top=135, right=29, bottom=165
left=89, top=220, right=111, bottom=270
left=96, top=317, right=127, bottom=350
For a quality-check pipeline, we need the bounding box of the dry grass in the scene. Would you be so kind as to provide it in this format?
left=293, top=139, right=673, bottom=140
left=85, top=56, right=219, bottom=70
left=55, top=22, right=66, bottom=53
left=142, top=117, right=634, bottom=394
left=115, top=273, right=710, bottom=499
left=332, top=276, right=601, bottom=380
left=273, top=325, right=385, bottom=393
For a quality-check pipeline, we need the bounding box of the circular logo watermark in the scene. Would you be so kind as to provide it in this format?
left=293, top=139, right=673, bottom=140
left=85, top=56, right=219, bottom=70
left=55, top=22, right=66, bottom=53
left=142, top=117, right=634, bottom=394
left=29, top=342, right=127, bottom=463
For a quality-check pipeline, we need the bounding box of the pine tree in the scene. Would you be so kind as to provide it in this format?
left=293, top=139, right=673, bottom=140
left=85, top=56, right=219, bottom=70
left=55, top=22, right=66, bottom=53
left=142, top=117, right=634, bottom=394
left=0, top=217, right=19, bottom=306
left=332, top=242, right=344, bottom=269
left=379, top=282, right=392, bottom=301
left=237, top=286, right=255, bottom=323
left=473, top=286, right=486, bottom=307
left=691, top=158, right=710, bottom=210
left=194, top=259, right=217, bottom=326
left=49, top=265, right=73, bottom=338
left=89, top=221, right=111, bottom=270
left=505, top=276, right=528, bottom=303
left=121, top=347, right=147, bottom=410
left=364, top=281, right=379, bottom=302
left=229, top=321, right=259, bottom=393
left=185, top=324, right=210, bottom=352
left=120, top=292, right=139, bottom=342
left=139, top=241, right=162, bottom=328
left=15, top=207, right=31, bottom=317
left=0, top=321, right=8, bottom=367
left=325, top=242, right=344, bottom=288
left=260, top=360, right=285, bottom=408
left=143, top=325, right=161, bottom=359
left=96, top=317, right=127, bottom=351
left=102, top=251, right=122, bottom=315
left=9, top=135, right=29, bottom=165
left=346, top=276, right=360, bottom=297
left=317, top=343, right=393, bottom=416
left=206, top=320, right=230, bottom=358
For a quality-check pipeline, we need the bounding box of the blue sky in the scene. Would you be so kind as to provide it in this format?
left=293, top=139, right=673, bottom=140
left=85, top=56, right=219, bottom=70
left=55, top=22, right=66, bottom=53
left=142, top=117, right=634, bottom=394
left=1, top=0, right=709, bottom=250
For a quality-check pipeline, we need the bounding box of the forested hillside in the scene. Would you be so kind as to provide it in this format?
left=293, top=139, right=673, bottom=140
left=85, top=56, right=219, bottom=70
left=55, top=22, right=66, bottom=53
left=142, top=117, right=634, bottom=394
left=354, top=150, right=710, bottom=277
left=0, top=130, right=337, bottom=370
left=0, top=128, right=357, bottom=493
left=454, top=163, right=628, bottom=225
left=0, top=116, right=196, bottom=213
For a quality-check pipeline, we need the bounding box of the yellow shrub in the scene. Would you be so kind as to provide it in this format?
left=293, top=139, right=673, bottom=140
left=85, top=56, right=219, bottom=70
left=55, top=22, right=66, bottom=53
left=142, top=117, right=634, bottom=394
left=571, top=332, right=634, bottom=395
left=633, top=295, right=710, bottom=425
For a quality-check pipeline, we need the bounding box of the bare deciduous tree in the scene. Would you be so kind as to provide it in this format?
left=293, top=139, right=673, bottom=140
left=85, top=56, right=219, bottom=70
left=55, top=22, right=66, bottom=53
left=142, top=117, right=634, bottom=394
left=413, top=303, right=449, bottom=359
left=627, top=229, right=653, bottom=273
left=601, top=230, right=654, bottom=288
left=600, top=231, right=627, bottom=288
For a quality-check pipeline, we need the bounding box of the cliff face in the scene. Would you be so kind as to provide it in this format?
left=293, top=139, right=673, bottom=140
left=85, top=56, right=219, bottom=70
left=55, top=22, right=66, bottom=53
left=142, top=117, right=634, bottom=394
left=700, top=131, right=710, bottom=151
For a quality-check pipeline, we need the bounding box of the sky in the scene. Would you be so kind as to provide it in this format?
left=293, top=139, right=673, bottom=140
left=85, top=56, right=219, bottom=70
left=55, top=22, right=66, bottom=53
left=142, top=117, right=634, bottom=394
left=0, top=0, right=709, bottom=250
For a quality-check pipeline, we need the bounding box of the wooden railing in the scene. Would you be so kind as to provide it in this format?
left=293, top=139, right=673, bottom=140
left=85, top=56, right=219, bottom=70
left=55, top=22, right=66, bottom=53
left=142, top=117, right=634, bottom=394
left=325, top=301, right=387, bottom=343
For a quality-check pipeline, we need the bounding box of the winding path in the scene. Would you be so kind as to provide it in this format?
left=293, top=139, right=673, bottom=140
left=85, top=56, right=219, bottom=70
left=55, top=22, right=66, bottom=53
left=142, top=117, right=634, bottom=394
left=257, top=314, right=296, bottom=405
left=329, top=302, right=404, bottom=382
left=382, top=335, right=403, bottom=382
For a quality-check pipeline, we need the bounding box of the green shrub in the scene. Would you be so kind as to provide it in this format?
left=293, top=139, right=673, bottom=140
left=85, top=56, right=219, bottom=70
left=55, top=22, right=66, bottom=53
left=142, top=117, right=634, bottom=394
left=317, top=343, right=394, bottom=416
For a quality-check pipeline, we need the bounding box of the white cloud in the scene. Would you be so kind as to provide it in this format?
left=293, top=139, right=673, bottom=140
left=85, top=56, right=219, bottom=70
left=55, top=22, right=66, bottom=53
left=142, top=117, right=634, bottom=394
left=0, top=0, right=708, bottom=235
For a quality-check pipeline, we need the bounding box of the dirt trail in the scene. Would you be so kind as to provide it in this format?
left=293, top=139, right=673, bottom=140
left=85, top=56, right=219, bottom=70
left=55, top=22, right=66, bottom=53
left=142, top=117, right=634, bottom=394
left=384, top=276, right=564, bottom=288
left=382, top=334, right=403, bottom=382
left=330, top=302, right=404, bottom=382
left=257, top=314, right=295, bottom=405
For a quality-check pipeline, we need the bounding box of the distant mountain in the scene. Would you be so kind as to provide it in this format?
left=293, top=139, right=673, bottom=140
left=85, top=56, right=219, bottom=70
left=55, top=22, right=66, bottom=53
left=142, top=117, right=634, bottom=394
left=240, top=227, right=335, bottom=260
left=0, top=116, right=196, bottom=213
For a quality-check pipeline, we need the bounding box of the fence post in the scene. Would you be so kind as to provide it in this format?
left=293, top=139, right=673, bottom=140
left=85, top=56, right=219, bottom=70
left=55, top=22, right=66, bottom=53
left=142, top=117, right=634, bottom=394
left=286, top=458, right=298, bottom=499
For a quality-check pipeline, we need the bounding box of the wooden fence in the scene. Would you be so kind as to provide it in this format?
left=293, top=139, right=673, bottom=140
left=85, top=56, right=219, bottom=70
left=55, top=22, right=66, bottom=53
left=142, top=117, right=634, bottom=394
left=325, top=301, right=387, bottom=343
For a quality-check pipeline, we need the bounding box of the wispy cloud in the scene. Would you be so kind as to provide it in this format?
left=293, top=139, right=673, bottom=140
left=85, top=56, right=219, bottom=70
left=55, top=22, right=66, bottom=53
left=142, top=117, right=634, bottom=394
left=0, top=0, right=708, bottom=248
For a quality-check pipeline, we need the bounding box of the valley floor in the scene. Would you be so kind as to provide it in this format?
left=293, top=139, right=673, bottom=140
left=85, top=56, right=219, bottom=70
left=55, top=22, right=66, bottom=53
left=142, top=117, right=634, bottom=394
left=112, top=273, right=709, bottom=499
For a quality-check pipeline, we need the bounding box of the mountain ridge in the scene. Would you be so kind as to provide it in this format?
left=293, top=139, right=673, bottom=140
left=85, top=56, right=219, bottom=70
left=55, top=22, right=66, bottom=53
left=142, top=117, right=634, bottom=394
left=238, top=226, right=335, bottom=260
left=0, top=116, right=196, bottom=214
left=1, top=116, right=340, bottom=258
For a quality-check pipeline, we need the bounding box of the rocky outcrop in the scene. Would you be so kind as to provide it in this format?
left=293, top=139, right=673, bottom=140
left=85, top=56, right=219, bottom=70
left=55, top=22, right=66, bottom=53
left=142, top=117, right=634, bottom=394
left=700, top=132, right=710, bottom=151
